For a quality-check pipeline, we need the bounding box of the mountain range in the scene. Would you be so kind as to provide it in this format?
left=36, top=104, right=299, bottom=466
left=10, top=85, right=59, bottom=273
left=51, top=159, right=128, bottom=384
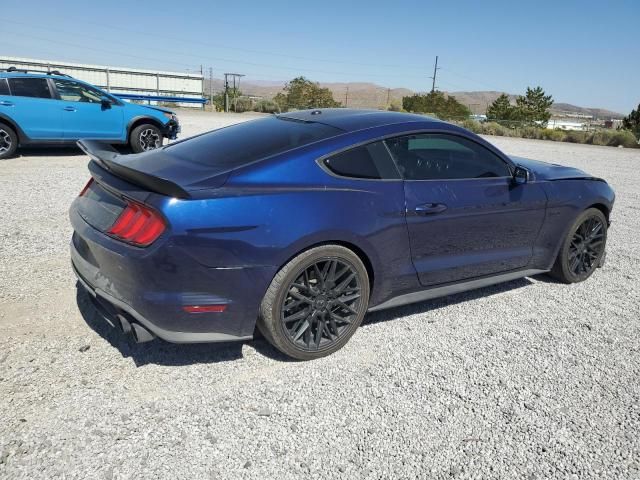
left=204, top=79, right=624, bottom=119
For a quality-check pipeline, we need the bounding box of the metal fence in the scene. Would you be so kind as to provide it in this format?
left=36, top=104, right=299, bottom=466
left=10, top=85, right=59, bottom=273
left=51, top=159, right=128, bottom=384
left=0, top=56, right=204, bottom=108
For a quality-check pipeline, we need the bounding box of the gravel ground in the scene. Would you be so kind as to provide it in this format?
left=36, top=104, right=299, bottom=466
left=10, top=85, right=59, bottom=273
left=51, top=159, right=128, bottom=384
left=1, top=111, right=639, bottom=479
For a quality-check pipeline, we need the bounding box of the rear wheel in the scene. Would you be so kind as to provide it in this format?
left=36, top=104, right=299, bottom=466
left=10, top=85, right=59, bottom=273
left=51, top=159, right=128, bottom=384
left=258, top=245, right=370, bottom=360
left=130, top=124, right=163, bottom=153
left=550, top=208, right=607, bottom=283
left=0, top=123, right=18, bottom=160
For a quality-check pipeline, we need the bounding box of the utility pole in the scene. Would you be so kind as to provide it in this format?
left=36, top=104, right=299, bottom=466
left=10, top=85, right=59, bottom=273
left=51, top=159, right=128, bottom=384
left=224, top=73, right=245, bottom=112
left=209, top=67, right=213, bottom=112
left=386, top=88, right=391, bottom=106
left=345, top=86, right=349, bottom=107
left=429, top=55, right=440, bottom=93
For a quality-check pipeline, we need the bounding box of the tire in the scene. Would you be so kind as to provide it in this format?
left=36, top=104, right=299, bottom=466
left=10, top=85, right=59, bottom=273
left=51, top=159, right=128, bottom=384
left=130, top=124, right=163, bottom=153
left=0, top=123, right=18, bottom=160
left=258, top=245, right=370, bottom=360
left=549, top=208, right=608, bottom=283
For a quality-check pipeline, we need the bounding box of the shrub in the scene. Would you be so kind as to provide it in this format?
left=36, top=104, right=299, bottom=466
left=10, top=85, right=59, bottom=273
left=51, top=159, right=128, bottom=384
left=388, top=100, right=403, bottom=112
left=540, top=129, right=566, bottom=141
left=563, top=131, right=588, bottom=143
left=518, top=126, right=541, bottom=139
left=602, top=130, right=638, bottom=148
left=254, top=99, right=280, bottom=114
left=461, top=119, right=482, bottom=133
left=232, top=97, right=253, bottom=113
left=481, top=122, right=510, bottom=136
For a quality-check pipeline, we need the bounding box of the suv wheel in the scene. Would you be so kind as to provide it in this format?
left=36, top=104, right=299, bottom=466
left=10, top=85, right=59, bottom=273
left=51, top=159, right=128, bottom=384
left=130, top=124, right=163, bottom=153
left=0, top=123, right=18, bottom=160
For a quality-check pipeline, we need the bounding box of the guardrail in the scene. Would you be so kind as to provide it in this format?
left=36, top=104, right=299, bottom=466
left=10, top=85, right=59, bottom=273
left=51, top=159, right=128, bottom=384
left=115, top=93, right=207, bottom=105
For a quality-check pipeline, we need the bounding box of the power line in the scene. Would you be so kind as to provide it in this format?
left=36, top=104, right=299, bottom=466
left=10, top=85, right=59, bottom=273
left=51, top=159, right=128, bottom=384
left=1, top=26, right=434, bottom=81
left=8, top=19, right=432, bottom=73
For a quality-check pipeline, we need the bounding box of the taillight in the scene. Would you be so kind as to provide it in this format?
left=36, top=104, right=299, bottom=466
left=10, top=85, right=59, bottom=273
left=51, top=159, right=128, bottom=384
left=107, top=200, right=166, bottom=247
left=79, top=178, right=94, bottom=197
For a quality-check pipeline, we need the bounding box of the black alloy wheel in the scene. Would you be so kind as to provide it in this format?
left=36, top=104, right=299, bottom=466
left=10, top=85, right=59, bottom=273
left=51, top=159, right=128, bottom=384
left=550, top=208, right=608, bottom=283
left=281, top=258, right=362, bottom=351
left=259, top=245, right=370, bottom=360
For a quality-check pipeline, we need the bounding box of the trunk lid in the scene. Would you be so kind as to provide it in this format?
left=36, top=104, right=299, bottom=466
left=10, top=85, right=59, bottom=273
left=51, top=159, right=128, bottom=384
left=78, top=140, right=230, bottom=199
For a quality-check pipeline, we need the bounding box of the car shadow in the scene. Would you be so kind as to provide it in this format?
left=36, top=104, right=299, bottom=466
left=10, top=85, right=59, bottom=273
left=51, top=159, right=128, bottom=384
left=17, top=144, right=133, bottom=158
left=77, top=277, right=534, bottom=367
left=18, top=146, right=85, bottom=157
left=363, top=277, right=534, bottom=327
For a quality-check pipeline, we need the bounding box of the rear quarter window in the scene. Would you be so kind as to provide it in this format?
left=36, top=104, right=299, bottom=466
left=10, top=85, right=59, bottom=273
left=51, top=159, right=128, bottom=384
left=7, top=78, right=52, bottom=99
left=324, top=141, right=400, bottom=179
left=165, top=116, right=343, bottom=170
left=0, top=79, right=9, bottom=96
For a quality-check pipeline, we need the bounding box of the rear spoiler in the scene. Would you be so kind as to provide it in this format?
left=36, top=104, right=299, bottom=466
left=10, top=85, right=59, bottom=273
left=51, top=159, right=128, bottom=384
left=77, top=140, right=191, bottom=199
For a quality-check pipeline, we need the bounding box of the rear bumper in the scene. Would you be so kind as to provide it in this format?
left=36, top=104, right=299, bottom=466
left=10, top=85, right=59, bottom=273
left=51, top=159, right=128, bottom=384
left=73, top=261, right=252, bottom=343
left=69, top=204, right=274, bottom=343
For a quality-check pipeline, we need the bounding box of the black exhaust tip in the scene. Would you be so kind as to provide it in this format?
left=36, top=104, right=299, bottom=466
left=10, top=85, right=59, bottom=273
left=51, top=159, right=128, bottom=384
left=130, top=323, right=155, bottom=343
left=115, top=314, right=132, bottom=335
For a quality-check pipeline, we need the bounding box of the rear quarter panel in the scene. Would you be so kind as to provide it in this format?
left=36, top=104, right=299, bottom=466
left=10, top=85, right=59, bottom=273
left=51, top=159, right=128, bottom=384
left=155, top=132, right=420, bottom=308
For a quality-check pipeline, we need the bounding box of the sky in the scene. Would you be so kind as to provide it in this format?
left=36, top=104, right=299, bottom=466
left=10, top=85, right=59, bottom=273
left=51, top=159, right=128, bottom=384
left=2, top=0, right=638, bottom=113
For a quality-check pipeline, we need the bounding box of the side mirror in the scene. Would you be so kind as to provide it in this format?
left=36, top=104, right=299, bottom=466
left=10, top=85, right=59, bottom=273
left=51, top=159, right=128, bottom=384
left=100, top=96, right=112, bottom=109
left=512, top=166, right=530, bottom=185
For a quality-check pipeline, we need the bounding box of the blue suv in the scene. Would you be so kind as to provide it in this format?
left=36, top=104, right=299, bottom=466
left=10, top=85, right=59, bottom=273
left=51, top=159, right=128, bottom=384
left=0, top=67, right=180, bottom=159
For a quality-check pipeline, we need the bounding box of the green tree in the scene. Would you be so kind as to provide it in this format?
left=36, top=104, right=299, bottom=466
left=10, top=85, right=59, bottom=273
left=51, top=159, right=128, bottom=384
left=622, top=103, right=640, bottom=140
left=401, top=91, right=470, bottom=120
left=273, top=77, right=341, bottom=111
left=515, top=86, right=553, bottom=127
left=486, top=93, right=517, bottom=126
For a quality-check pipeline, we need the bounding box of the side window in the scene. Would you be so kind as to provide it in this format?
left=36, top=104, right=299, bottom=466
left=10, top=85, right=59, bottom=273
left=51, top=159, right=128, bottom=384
left=385, top=134, right=511, bottom=180
left=324, top=141, right=400, bottom=180
left=53, top=79, right=103, bottom=103
left=0, top=79, right=9, bottom=96
left=7, top=78, right=52, bottom=99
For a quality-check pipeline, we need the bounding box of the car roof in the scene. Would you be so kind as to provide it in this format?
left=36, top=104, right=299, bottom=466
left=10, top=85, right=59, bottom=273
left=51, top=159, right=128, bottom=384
left=0, top=71, right=72, bottom=79
left=277, top=108, right=442, bottom=133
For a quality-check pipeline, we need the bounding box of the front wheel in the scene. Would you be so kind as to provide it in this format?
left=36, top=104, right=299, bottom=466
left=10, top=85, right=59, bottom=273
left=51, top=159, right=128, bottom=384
left=130, top=124, right=163, bottom=153
left=258, top=245, right=370, bottom=360
left=0, top=123, right=18, bottom=160
left=549, top=208, right=608, bottom=283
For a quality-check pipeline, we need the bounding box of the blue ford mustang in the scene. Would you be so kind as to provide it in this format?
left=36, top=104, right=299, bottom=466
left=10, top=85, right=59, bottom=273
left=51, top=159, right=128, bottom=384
left=70, top=109, right=614, bottom=360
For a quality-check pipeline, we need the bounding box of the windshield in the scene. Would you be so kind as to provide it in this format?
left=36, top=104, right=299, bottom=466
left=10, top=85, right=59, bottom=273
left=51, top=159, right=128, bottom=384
left=165, top=116, right=343, bottom=170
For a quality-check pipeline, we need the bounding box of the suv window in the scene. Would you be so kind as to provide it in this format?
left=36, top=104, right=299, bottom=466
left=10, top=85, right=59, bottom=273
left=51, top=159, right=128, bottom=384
left=0, top=79, right=9, bottom=96
left=53, top=79, right=103, bottom=103
left=385, top=133, right=511, bottom=180
left=324, top=141, right=400, bottom=179
left=7, top=78, right=52, bottom=99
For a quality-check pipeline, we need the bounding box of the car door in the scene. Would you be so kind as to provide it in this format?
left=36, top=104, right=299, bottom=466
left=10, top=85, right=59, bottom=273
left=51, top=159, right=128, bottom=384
left=4, top=77, right=62, bottom=140
left=385, top=132, right=547, bottom=287
left=51, top=79, right=124, bottom=140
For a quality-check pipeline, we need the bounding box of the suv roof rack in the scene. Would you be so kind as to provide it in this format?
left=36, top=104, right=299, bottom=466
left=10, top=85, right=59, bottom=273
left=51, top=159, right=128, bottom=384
left=4, top=66, right=73, bottom=78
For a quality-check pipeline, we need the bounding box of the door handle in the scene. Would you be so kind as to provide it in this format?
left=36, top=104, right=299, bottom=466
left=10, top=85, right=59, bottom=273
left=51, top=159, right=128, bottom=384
left=415, top=203, right=447, bottom=215
left=63, top=106, right=77, bottom=112
left=0, top=101, right=13, bottom=107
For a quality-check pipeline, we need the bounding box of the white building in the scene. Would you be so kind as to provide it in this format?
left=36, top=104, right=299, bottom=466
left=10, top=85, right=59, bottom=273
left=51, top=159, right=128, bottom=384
left=546, top=119, right=587, bottom=131
left=0, top=56, right=204, bottom=108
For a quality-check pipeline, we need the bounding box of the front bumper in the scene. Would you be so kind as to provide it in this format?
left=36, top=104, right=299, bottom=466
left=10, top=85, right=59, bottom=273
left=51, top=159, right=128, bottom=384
left=162, top=119, right=180, bottom=140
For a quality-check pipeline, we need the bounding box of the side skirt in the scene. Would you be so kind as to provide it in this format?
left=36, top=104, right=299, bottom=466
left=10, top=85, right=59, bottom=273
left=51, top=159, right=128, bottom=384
left=368, top=268, right=548, bottom=312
